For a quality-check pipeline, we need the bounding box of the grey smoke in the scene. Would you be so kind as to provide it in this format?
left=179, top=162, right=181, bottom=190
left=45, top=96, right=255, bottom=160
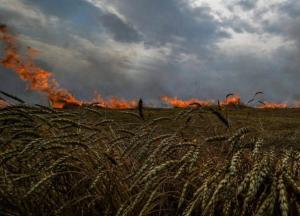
left=0, top=0, right=299, bottom=105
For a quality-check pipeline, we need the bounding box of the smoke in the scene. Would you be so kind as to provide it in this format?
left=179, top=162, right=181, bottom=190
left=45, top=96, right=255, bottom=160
left=0, top=24, right=138, bottom=108
left=0, top=0, right=300, bottom=106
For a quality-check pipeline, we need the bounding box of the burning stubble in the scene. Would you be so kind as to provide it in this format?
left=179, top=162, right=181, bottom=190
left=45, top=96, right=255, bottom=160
left=0, top=24, right=137, bottom=109
left=0, top=24, right=298, bottom=109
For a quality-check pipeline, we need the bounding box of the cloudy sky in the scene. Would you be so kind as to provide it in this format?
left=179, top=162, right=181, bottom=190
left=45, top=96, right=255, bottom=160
left=0, top=0, right=299, bottom=105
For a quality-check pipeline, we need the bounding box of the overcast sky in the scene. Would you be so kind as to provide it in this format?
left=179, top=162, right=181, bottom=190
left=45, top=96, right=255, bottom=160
left=0, top=0, right=299, bottom=105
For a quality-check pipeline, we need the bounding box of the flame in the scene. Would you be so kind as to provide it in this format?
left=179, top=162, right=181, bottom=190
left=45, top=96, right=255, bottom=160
left=0, top=25, right=298, bottom=110
left=0, top=24, right=136, bottom=109
left=91, top=93, right=137, bottom=109
left=161, top=95, right=241, bottom=108
left=161, top=96, right=213, bottom=108
left=257, top=102, right=288, bottom=109
left=0, top=99, right=8, bottom=108
left=220, top=95, right=241, bottom=106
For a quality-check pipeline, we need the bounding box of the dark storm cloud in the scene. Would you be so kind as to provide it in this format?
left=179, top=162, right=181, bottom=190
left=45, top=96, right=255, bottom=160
left=55, top=41, right=174, bottom=100
left=88, top=0, right=234, bottom=101
left=103, top=0, right=229, bottom=50
left=283, top=17, right=300, bottom=100
left=0, top=0, right=144, bottom=102
left=236, top=0, right=258, bottom=10
left=0, top=0, right=230, bottom=104
left=256, top=0, right=300, bottom=101
left=223, top=16, right=257, bottom=34
left=0, top=0, right=300, bottom=105
left=206, top=51, right=291, bottom=101
left=278, top=0, right=300, bottom=18
left=100, top=13, right=141, bottom=43
left=0, top=0, right=101, bottom=48
left=0, top=0, right=141, bottom=45
left=23, top=0, right=142, bottom=43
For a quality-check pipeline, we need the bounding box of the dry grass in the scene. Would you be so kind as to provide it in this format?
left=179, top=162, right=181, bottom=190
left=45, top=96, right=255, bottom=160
left=0, top=104, right=299, bottom=215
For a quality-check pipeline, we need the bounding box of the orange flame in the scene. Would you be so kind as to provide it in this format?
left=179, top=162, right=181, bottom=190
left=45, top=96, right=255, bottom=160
left=161, top=96, right=213, bottom=108
left=91, top=93, right=137, bottom=109
left=0, top=99, right=8, bottom=108
left=0, top=25, right=298, bottom=110
left=257, top=102, right=288, bottom=109
left=0, top=24, right=136, bottom=109
left=220, top=95, right=241, bottom=106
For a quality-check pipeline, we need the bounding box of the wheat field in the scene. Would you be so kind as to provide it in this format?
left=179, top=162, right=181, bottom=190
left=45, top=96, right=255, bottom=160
left=0, top=104, right=299, bottom=215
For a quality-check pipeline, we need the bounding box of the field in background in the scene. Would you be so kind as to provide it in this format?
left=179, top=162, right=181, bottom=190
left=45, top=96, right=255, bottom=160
left=0, top=105, right=299, bottom=215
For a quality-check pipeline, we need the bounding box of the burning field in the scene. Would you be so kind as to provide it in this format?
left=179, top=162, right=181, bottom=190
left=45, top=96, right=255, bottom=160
left=0, top=24, right=137, bottom=109
left=0, top=24, right=298, bottom=110
left=1, top=25, right=300, bottom=216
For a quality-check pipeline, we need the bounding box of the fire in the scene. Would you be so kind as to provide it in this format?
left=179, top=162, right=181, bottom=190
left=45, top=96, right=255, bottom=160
left=0, top=24, right=136, bottom=109
left=161, top=94, right=241, bottom=109
left=0, top=99, right=8, bottom=108
left=258, top=102, right=288, bottom=109
left=92, top=93, right=137, bottom=109
left=220, top=94, right=241, bottom=106
left=0, top=25, right=298, bottom=110
left=161, top=96, right=213, bottom=108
